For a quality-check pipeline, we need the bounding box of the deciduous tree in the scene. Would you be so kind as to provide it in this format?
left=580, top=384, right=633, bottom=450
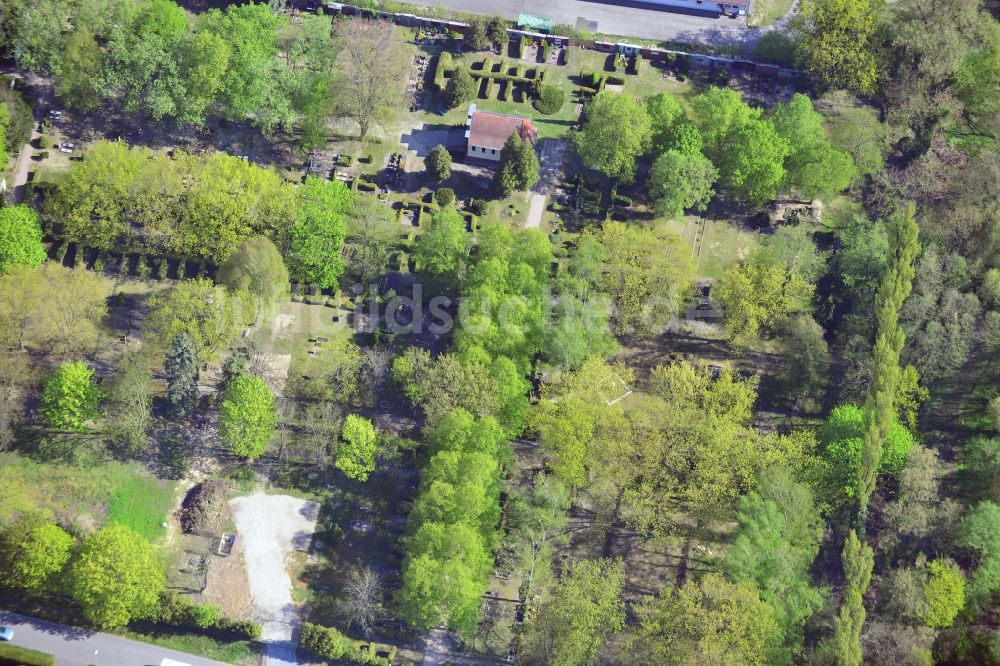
left=412, top=206, right=469, bottom=286
left=522, top=558, right=626, bottom=666
left=41, top=361, right=101, bottom=431
left=793, top=0, right=879, bottom=95
left=68, top=523, right=165, bottom=628
left=334, top=18, right=408, bottom=141
left=105, top=355, right=154, bottom=453
left=0, top=513, right=74, bottom=592
left=219, top=374, right=277, bottom=460
left=575, top=92, right=651, bottom=183
left=647, top=149, right=717, bottom=219
left=336, top=414, right=377, bottom=481
left=146, top=279, right=255, bottom=361
left=217, top=236, right=289, bottom=313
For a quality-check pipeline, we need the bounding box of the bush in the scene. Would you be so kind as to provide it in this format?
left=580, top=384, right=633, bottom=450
left=94, top=250, right=108, bottom=272
left=35, top=150, right=49, bottom=160
left=39, top=135, right=53, bottom=149
left=434, top=188, right=456, bottom=207
left=468, top=198, right=489, bottom=216
left=153, top=591, right=263, bottom=640
left=519, top=36, right=528, bottom=59
left=533, top=85, right=565, bottom=115
left=541, top=39, right=551, bottom=62
left=631, top=55, right=642, bottom=75
left=299, top=623, right=391, bottom=666
left=590, top=71, right=602, bottom=89
left=0, top=643, right=55, bottom=666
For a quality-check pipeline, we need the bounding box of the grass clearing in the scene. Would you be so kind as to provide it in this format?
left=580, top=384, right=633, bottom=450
left=696, top=219, right=760, bottom=280
left=748, top=0, right=796, bottom=26
left=107, top=476, right=176, bottom=542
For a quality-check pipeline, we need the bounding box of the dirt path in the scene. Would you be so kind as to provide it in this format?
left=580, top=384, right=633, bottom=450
left=525, top=192, right=546, bottom=229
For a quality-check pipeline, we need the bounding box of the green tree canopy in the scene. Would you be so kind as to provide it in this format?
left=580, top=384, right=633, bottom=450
left=955, top=501, right=1000, bottom=610
left=165, top=332, right=199, bottom=420
left=41, top=361, right=101, bottom=431
left=645, top=92, right=686, bottom=155
left=146, top=278, right=255, bottom=361
left=818, top=404, right=916, bottom=498
left=600, top=221, right=696, bottom=335
left=68, top=522, right=165, bottom=628
left=216, top=236, right=289, bottom=311
left=0, top=512, right=74, bottom=592
left=412, top=206, right=469, bottom=286
left=495, top=133, right=540, bottom=196
left=219, top=374, right=277, bottom=460
left=446, top=66, right=476, bottom=108
left=717, top=259, right=814, bottom=344
left=288, top=176, right=351, bottom=290
left=629, top=573, right=781, bottom=666
left=523, top=558, right=626, bottom=666
left=792, top=0, right=880, bottom=95
left=723, top=467, right=825, bottom=662
left=692, top=88, right=789, bottom=203
left=647, top=149, right=718, bottom=219
left=923, top=559, right=965, bottom=628
left=336, top=414, right=378, bottom=481
left=770, top=93, right=855, bottom=200
left=575, top=92, right=652, bottom=183
left=0, top=205, right=47, bottom=273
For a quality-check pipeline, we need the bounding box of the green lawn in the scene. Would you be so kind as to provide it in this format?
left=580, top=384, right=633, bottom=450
left=107, top=476, right=176, bottom=542
left=696, top=218, right=760, bottom=280
left=748, top=0, right=796, bottom=26
left=119, top=625, right=261, bottom=665
left=0, top=453, right=168, bottom=530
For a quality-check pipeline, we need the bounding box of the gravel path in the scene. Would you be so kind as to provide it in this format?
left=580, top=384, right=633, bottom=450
left=229, top=493, right=319, bottom=645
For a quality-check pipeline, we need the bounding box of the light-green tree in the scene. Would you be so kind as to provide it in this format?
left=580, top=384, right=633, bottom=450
left=41, top=361, right=101, bottom=431
left=955, top=501, right=1000, bottom=611
left=832, top=531, right=874, bottom=666
left=217, top=236, right=289, bottom=315
left=644, top=92, right=685, bottom=155
left=68, top=522, right=165, bottom=628
left=628, top=573, right=780, bottom=666
left=600, top=221, right=696, bottom=335
left=288, top=176, right=351, bottom=291
left=0, top=513, right=74, bottom=592
left=575, top=92, right=652, bottom=183
left=646, top=149, right=718, bottom=219
left=0, top=204, right=48, bottom=274
left=792, top=0, right=880, bottom=95
left=716, top=260, right=814, bottom=344
left=219, top=374, right=277, bottom=460
left=336, top=415, right=378, bottom=481
left=522, top=558, right=626, bottom=666
left=146, top=279, right=255, bottom=361
left=923, top=559, right=965, bottom=628
left=412, top=206, right=469, bottom=286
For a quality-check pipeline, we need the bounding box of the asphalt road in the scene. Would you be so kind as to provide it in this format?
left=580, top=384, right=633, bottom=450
left=403, top=0, right=751, bottom=44
left=0, top=611, right=233, bottom=666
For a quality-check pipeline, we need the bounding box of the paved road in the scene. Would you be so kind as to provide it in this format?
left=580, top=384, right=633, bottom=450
left=0, top=611, right=234, bottom=666
left=404, top=0, right=751, bottom=44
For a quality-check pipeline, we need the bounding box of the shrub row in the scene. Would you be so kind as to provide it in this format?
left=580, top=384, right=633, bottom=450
left=299, top=623, right=395, bottom=665
left=151, top=592, right=263, bottom=641
left=434, top=52, right=453, bottom=91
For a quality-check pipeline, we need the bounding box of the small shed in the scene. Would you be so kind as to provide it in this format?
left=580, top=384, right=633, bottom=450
left=517, top=13, right=553, bottom=34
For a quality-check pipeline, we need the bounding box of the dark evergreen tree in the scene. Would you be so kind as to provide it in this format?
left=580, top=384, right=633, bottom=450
left=165, top=332, right=199, bottom=419
left=220, top=353, right=246, bottom=394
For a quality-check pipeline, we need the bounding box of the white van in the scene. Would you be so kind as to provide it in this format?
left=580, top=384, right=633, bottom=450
left=160, top=659, right=192, bottom=666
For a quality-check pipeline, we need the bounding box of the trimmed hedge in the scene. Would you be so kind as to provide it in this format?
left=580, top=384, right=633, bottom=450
left=0, top=644, right=55, bottom=666
left=299, top=623, right=394, bottom=666
left=434, top=52, right=453, bottom=91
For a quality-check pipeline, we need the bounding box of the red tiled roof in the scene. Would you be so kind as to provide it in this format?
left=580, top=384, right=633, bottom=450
left=467, top=111, right=537, bottom=151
